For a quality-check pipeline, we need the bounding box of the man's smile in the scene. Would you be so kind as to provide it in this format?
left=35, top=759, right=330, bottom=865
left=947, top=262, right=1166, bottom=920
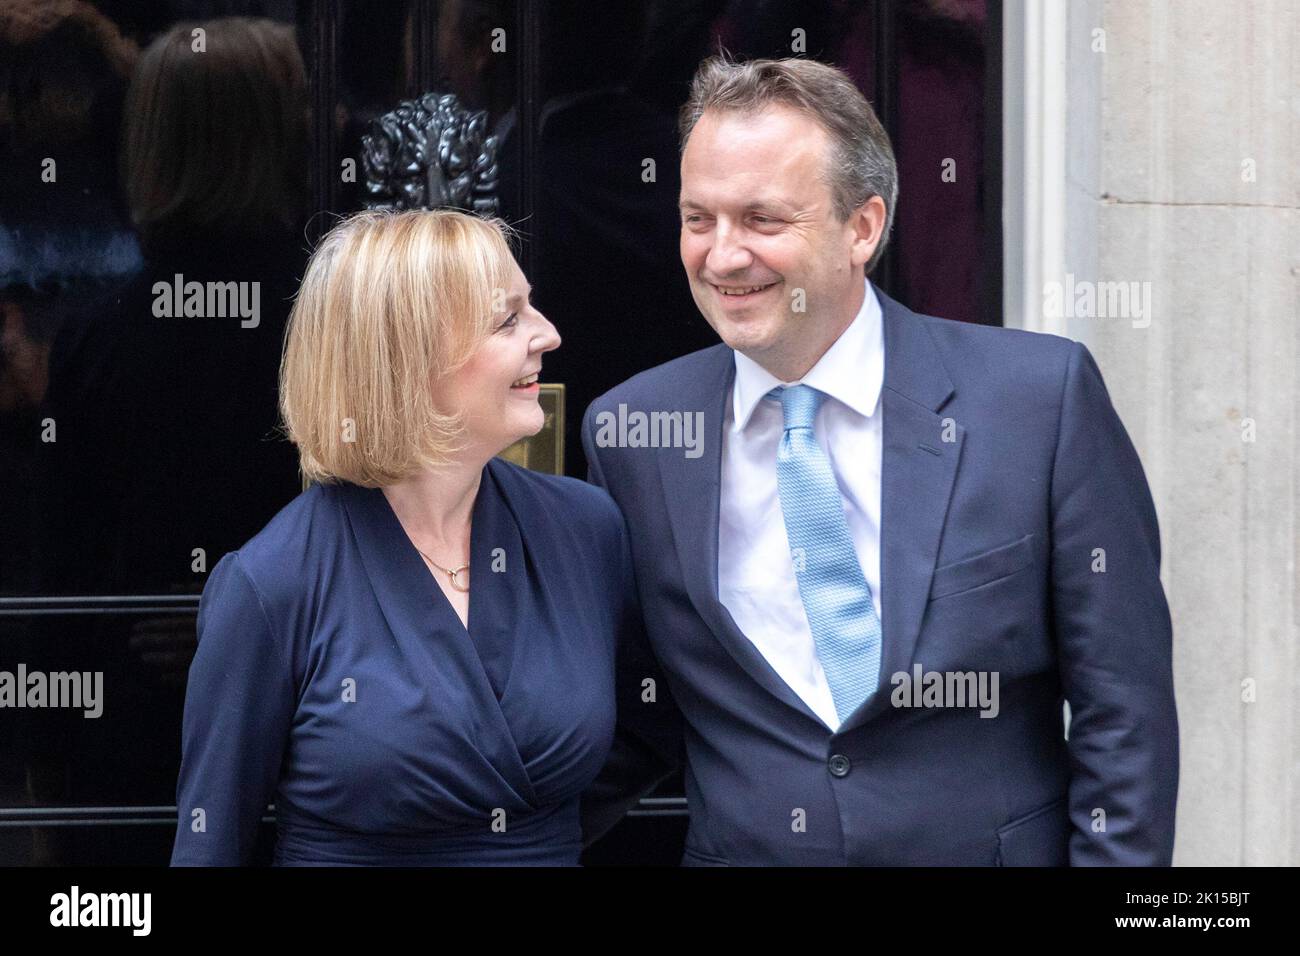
left=710, top=280, right=780, bottom=306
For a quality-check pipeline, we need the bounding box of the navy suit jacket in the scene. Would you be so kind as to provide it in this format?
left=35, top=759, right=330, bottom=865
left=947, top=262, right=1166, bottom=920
left=579, top=288, right=1178, bottom=865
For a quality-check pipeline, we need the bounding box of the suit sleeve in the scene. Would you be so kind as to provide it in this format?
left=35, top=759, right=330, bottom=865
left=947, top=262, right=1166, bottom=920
left=579, top=404, right=686, bottom=849
left=171, top=552, right=295, bottom=865
left=1050, top=341, right=1179, bottom=865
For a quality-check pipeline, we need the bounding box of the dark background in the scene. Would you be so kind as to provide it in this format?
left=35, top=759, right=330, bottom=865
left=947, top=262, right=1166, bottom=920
left=0, top=0, right=999, bottom=865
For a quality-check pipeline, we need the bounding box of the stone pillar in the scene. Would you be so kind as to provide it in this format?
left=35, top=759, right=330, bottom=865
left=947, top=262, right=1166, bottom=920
left=1006, top=0, right=1298, bottom=864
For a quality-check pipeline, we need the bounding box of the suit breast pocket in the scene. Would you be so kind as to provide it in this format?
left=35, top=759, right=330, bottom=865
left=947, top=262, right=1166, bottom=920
left=929, top=533, right=1035, bottom=601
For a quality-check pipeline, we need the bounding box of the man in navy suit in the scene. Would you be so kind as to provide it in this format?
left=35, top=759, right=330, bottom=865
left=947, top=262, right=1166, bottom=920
left=579, top=56, right=1178, bottom=865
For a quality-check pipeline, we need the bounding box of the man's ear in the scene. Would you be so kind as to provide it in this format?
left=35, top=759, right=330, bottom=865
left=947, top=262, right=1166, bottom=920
left=849, top=196, right=888, bottom=269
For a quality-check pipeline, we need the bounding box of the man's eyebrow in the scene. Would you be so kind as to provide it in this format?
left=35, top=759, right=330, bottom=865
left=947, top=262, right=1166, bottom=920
left=678, top=197, right=799, bottom=213
left=751, top=198, right=799, bottom=214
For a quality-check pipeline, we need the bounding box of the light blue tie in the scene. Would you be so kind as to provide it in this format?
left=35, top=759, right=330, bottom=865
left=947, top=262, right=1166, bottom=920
left=772, top=384, right=882, bottom=723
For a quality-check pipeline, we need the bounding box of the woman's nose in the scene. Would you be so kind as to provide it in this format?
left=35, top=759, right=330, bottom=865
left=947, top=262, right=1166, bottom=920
left=534, top=313, right=561, bottom=352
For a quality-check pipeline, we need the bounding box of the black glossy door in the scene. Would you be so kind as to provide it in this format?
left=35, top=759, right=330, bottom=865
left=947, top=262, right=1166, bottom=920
left=0, top=0, right=999, bottom=865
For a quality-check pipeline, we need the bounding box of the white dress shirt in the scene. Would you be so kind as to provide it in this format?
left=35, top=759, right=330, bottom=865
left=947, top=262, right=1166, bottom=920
left=718, top=279, right=884, bottom=732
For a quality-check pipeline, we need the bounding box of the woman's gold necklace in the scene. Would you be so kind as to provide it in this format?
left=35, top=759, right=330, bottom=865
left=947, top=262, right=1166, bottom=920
left=415, top=547, right=470, bottom=593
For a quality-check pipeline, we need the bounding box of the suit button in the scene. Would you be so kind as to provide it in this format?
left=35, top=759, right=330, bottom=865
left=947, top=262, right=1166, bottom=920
left=828, top=754, right=851, bottom=777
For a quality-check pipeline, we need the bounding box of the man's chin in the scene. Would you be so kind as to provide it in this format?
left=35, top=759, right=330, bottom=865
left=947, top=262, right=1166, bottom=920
left=714, top=318, right=779, bottom=356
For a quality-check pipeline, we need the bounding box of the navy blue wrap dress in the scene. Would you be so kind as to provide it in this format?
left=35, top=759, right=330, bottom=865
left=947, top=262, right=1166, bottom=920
left=170, top=457, right=628, bottom=865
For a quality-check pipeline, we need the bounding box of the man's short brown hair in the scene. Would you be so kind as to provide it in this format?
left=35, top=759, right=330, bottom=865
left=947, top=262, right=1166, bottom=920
left=679, top=55, right=898, bottom=274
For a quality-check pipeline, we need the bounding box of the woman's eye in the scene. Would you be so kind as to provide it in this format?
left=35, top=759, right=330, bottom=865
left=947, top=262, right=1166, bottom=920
left=497, top=312, right=518, bottom=331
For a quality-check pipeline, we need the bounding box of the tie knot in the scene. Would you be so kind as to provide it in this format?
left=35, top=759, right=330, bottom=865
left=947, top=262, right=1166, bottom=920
left=773, top=384, right=825, bottom=431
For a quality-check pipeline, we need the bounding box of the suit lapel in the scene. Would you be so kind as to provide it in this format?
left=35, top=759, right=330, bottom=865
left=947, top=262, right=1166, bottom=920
left=839, top=290, right=962, bottom=733
left=656, top=346, right=825, bottom=727
left=654, top=291, right=962, bottom=735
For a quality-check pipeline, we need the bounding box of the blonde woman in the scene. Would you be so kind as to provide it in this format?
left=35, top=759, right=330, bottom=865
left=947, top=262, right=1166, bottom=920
left=171, top=209, right=634, bottom=865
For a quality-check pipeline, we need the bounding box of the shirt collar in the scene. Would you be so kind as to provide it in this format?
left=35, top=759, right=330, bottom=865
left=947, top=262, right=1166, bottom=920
left=732, top=278, right=884, bottom=430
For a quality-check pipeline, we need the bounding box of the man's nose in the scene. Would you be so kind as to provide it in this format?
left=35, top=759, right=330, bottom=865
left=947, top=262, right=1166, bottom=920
left=704, top=223, right=753, bottom=276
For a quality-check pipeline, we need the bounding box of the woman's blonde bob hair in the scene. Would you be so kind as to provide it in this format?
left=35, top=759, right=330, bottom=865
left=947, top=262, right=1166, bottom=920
left=279, top=208, right=516, bottom=487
